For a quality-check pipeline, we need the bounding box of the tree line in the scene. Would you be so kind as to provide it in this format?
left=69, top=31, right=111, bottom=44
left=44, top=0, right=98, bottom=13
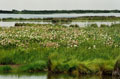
left=0, top=10, right=120, bottom=14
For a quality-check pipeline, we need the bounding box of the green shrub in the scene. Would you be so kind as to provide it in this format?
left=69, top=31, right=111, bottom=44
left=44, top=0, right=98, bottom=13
left=69, top=24, right=79, bottom=28
left=111, top=24, right=120, bottom=27
left=0, top=27, right=2, bottom=30
left=15, top=23, right=35, bottom=26
left=0, top=66, right=12, bottom=72
left=100, top=24, right=109, bottom=28
left=90, top=24, right=98, bottom=28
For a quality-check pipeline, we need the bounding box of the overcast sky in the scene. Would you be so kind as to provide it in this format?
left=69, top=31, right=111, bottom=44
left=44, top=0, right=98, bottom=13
left=0, top=0, right=120, bottom=10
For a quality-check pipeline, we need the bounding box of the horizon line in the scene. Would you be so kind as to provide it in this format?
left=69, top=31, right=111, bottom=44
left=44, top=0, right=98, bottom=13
left=0, top=9, right=120, bottom=11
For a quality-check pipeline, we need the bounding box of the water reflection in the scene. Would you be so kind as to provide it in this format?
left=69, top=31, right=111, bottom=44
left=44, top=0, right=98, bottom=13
left=0, top=73, right=47, bottom=79
left=0, top=73, right=119, bottom=79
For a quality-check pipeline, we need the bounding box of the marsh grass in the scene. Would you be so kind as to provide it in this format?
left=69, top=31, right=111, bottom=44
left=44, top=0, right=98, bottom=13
left=100, top=24, right=109, bottom=28
left=89, top=24, right=98, bottom=28
left=18, top=60, right=47, bottom=72
left=0, top=24, right=120, bottom=74
left=0, top=66, right=12, bottom=72
left=69, top=24, right=79, bottom=28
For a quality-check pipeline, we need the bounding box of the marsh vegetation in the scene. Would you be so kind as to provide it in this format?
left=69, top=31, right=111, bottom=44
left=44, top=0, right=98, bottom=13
left=2, top=16, right=120, bottom=22
left=0, top=23, right=120, bottom=76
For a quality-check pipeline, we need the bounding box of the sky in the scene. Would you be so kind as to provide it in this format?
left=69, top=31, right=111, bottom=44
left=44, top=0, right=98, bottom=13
left=0, top=0, right=120, bottom=10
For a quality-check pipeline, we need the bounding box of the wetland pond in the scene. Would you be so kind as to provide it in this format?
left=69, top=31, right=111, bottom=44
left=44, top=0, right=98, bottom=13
left=0, top=13, right=120, bottom=27
left=0, top=13, right=120, bottom=18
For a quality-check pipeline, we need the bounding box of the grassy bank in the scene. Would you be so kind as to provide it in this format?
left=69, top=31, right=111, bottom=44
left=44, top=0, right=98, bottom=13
left=2, top=16, right=120, bottom=22
left=0, top=24, right=120, bottom=75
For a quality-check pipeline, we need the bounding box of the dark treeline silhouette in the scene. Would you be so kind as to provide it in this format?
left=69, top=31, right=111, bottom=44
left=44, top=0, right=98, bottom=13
left=0, top=10, right=120, bottom=14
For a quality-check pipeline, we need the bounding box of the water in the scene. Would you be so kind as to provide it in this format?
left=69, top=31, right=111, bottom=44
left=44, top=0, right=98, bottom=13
left=0, top=21, right=52, bottom=27
left=0, top=13, right=120, bottom=19
left=64, top=21, right=120, bottom=27
left=0, top=73, right=47, bottom=79
left=0, top=21, right=120, bottom=27
left=0, top=73, right=116, bottom=79
left=0, top=13, right=120, bottom=27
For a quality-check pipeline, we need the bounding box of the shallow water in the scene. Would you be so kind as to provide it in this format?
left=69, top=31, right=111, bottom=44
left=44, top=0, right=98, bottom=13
left=0, top=21, right=52, bottom=27
left=0, top=73, right=116, bottom=79
left=0, top=21, right=120, bottom=27
left=0, top=13, right=120, bottom=19
left=0, top=13, right=120, bottom=27
left=64, top=21, right=120, bottom=27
